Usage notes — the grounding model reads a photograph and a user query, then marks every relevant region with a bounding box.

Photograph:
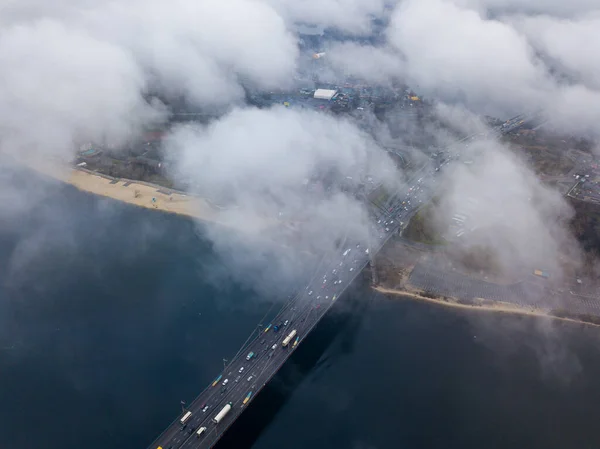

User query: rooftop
[314,89,337,101]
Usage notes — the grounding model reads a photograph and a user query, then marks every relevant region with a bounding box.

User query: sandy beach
[19,157,268,233]
[374,285,600,328]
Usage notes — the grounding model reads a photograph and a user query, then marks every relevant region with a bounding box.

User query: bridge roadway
[147,168,439,449]
[146,127,498,449]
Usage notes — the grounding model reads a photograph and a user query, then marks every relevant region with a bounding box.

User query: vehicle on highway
[239,367,244,373]
[212,402,232,424]
[284,320,289,326]
[211,374,222,387]
[246,351,255,360]
[282,329,297,347]
[202,405,209,412]
[196,427,207,437]
[271,344,277,350]
[264,324,272,333]
[223,378,229,386]
[247,375,254,382]
[243,391,253,405]
[180,411,192,425]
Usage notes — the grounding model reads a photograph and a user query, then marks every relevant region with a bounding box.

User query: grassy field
[367,185,392,210]
[403,201,447,245]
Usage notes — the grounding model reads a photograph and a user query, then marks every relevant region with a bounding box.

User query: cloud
[164,106,399,290]
[439,138,576,276]
[262,0,398,36]
[321,42,405,86]
[314,0,600,136]
[0,0,299,163]
[515,13,600,90]
[80,0,299,106]
[387,0,549,114]
[0,19,157,160]
[468,0,600,17]
[0,0,597,295]
[415,104,582,287]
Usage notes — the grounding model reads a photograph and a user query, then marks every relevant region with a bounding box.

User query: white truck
[282,330,297,347]
[180,411,192,425]
[212,402,232,424]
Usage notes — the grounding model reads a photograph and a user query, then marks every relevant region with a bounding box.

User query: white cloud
[262,0,398,35]
[164,106,399,286]
[0,19,156,159]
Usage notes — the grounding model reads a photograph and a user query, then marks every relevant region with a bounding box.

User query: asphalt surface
[409,262,600,315]
[409,263,538,305]
[146,128,498,449]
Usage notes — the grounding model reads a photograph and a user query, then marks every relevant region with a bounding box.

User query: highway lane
[150,248,342,449]
[147,214,417,449]
[147,137,460,449]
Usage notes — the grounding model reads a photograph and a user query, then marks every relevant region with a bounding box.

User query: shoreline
[16,157,275,234]
[374,285,600,328]
[25,159,218,220]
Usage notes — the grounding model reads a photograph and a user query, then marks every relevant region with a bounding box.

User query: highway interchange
[147,120,528,449]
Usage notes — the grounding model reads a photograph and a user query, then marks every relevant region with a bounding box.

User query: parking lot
[409,263,600,315]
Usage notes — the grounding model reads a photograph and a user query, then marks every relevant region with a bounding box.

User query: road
[146,125,507,449]
[146,159,445,449]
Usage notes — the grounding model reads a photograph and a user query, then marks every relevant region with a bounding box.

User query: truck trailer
[282,330,297,347]
[212,402,232,424]
[180,411,192,425]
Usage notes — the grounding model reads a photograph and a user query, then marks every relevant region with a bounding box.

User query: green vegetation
[368,185,392,211]
[506,132,575,176]
[455,244,502,274]
[569,199,600,267]
[403,199,447,245]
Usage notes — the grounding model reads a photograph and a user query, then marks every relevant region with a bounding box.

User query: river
[1,173,600,449]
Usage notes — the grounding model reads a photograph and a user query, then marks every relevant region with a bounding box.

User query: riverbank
[374,285,600,328]
[18,157,277,233]
[23,158,214,217]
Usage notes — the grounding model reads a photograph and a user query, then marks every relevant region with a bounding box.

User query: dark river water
[2,173,600,449]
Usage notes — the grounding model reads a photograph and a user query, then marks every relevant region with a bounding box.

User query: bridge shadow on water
[215,278,373,449]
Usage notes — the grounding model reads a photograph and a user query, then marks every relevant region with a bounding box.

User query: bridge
[146,121,517,449]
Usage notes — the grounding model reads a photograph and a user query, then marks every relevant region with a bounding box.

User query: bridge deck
[146,139,470,449]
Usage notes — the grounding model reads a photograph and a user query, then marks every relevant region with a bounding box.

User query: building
[313,89,337,101]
